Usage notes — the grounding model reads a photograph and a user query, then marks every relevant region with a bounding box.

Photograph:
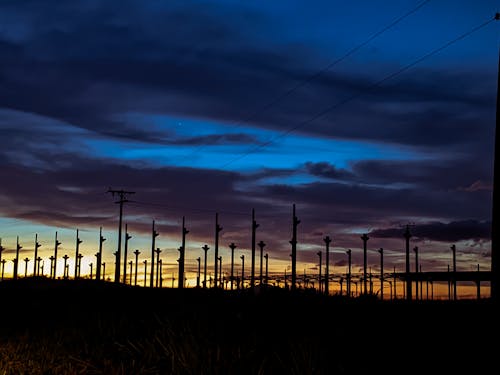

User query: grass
[0,277,497,374]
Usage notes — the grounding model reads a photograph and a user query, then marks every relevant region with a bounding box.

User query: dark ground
[0,277,497,374]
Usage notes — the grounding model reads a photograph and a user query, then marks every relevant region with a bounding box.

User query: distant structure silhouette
[317,250,322,293]
[323,236,331,295]
[0,239,4,279]
[13,236,21,280]
[96,227,106,281]
[264,253,269,284]
[62,254,69,279]
[155,247,162,288]
[143,259,147,287]
[196,256,201,288]
[240,254,245,289]
[404,225,412,300]
[258,240,266,285]
[451,244,457,300]
[178,216,189,289]
[414,246,419,300]
[23,257,29,277]
[52,232,61,279]
[361,234,369,294]
[346,249,352,297]
[1,259,5,280]
[378,248,384,300]
[133,249,140,286]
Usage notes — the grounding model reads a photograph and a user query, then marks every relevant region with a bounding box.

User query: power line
[180,0,432,160]
[220,14,499,169]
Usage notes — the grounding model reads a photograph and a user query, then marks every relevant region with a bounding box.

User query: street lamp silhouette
[24,257,29,277]
[62,254,69,279]
[34,234,42,277]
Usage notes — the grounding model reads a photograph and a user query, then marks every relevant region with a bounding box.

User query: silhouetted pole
[447,264,451,300]
[196,257,201,287]
[123,224,131,284]
[128,261,133,285]
[48,256,54,278]
[476,264,481,299]
[378,248,384,300]
[179,216,189,289]
[77,253,83,278]
[36,256,42,277]
[23,257,29,277]
[34,234,41,276]
[14,236,21,280]
[155,247,162,288]
[451,244,457,300]
[264,253,269,284]
[0,239,4,279]
[404,225,412,301]
[89,262,93,279]
[150,220,159,288]
[97,227,106,281]
[346,249,352,297]
[62,254,69,279]
[361,233,369,294]
[324,236,331,295]
[52,232,61,279]
[251,209,259,289]
[414,246,419,300]
[240,254,245,289]
[214,213,223,288]
[491,42,500,301]
[107,188,135,283]
[229,242,237,290]
[143,260,147,287]
[393,266,397,299]
[202,244,209,288]
[290,204,300,291]
[102,262,106,280]
[74,230,82,279]
[133,249,140,286]
[159,259,163,288]
[258,240,265,285]
[218,256,222,287]
[317,251,322,293]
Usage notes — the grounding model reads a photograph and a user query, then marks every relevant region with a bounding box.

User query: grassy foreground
[0,277,497,374]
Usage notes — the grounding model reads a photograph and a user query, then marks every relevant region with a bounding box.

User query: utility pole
[34,234,41,276]
[404,225,412,301]
[202,244,209,288]
[52,232,61,279]
[264,253,269,284]
[155,247,162,288]
[229,242,237,290]
[133,249,140,286]
[150,220,159,288]
[240,254,245,289]
[258,240,265,285]
[74,230,82,279]
[451,244,457,300]
[196,257,201,288]
[361,233,369,294]
[251,209,259,289]
[214,213,223,288]
[346,249,352,297]
[324,236,331,295]
[62,255,69,279]
[290,204,300,291]
[107,188,135,283]
[414,246,419,300]
[0,239,4,279]
[179,216,189,289]
[317,250,322,293]
[143,260,147,287]
[97,227,106,281]
[378,248,384,300]
[491,29,500,302]
[123,224,131,284]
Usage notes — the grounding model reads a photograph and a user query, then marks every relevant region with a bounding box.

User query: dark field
[0,278,497,374]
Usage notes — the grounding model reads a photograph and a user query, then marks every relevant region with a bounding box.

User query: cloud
[370,220,492,242]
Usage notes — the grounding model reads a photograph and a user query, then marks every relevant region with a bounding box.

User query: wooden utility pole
[240,254,245,289]
[451,244,457,300]
[414,246,419,300]
[196,257,201,288]
[150,221,159,288]
[346,249,352,297]
[324,236,331,295]
[14,236,21,280]
[202,244,209,288]
[97,227,106,281]
[251,209,259,288]
[317,250,322,293]
[74,230,82,279]
[133,249,140,286]
[52,232,61,279]
[258,240,265,285]
[62,254,69,279]
[34,234,41,276]
[264,253,269,284]
[290,204,300,291]
[404,225,412,301]
[361,233,369,294]
[378,248,384,300]
[123,224,131,284]
[214,213,222,288]
[178,216,189,289]
[107,188,135,283]
[229,243,237,290]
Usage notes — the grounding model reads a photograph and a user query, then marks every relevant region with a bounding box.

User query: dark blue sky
[0,0,498,284]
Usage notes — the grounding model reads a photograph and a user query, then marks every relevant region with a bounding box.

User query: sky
[0,0,498,297]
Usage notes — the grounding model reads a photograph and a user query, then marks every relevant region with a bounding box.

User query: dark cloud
[370,220,492,242]
[304,162,353,180]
